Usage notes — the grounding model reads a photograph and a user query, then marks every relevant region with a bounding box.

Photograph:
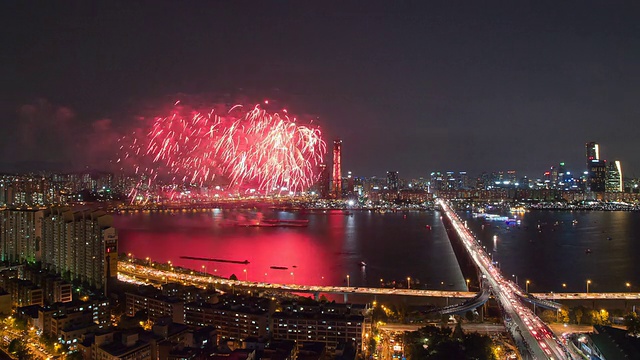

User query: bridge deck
[117,262,639,301]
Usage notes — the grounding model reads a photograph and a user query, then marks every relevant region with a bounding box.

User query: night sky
[3,1,640,178]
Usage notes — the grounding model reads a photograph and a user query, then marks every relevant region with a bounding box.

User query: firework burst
[120,101,326,200]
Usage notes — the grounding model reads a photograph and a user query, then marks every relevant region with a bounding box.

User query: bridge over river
[437,199,573,359]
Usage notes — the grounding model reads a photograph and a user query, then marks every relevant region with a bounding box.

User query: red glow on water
[120,227,331,286]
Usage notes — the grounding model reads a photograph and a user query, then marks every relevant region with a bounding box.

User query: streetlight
[347,274,350,287]
[562,283,567,290]
[526,280,530,293]
[146,257,150,266]
[290,272,295,283]
[587,280,591,294]
[407,277,411,289]
[626,282,631,290]
[466,279,470,291]
[243,269,248,281]
[512,274,518,286]
[202,265,206,275]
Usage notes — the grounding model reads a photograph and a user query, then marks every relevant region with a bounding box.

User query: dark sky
[2,1,640,179]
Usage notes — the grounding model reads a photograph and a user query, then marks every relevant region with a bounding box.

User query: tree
[574,308,583,325]
[541,310,556,323]
[452,321,464,340]
[8,339,32,359]
[40,334,56,353]
[463,333,496,360]
[13,317,28,331]
[229,274,238,281]
[558,308,570,323]
[624,313,640,335]
[367,336,376,355]
[592,309,610,325]
[430,341,465,360]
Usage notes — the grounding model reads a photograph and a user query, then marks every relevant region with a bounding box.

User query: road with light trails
[117,261,638,302]
[533,292,640,300]
[118,262,477,299]
[438,199,572,360]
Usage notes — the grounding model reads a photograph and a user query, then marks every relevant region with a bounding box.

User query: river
[114,208,640,293]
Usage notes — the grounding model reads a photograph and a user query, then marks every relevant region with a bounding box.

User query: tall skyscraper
[586,142,600,164]
[458,171,470,190]
[588,160,607,192]
[332,139,342,199]
[386,171,399,191]
[41,208,118,293]
[586,142,605,192]
[346,171,354,194]
[0,209,43,263]
[317,164,330,199]
[606,160,623,193]
[429,172,444,193]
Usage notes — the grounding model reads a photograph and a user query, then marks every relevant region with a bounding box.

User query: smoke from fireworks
[119,101,326,199]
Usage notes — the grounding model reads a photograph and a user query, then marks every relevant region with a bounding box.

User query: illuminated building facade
[586,142,600,164]
[316,164,330,199]
[0,209,43,263]
[386,171,399,191]
[588,160,607,192]
[606,160,623,193]
[332,139,342,199]
[41,208,118,293]
[586,142,606,192]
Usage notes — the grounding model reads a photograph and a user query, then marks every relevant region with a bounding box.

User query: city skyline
[2,2,640,178]
[3,3,640,359]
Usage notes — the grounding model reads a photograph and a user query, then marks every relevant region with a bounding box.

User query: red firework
[120,102,326,199]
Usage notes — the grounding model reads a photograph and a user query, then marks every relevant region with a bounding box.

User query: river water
[114,209,640,293]
[462,210,640,293]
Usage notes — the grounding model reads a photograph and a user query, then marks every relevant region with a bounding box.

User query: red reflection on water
[117,214,331,286]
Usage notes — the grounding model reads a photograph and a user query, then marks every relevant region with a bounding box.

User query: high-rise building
[445,171,457,190]
[606,160,623,193]
[332,139,342,199]
[0,209,44,263]
[429,172,444,193]
[588,160,607,192]
[386,171,399,191]
[316,164,330,198]
[586,142,606,192]
[586,142,600,164]
[41,208,118,293]
[458,171,471,190]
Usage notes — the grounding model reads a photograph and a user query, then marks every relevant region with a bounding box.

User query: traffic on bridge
[117,262,477,300]
[438,199,573,360]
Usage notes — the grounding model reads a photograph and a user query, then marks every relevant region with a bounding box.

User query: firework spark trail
[121,102,326,200]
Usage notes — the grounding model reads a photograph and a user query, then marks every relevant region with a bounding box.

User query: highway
[436,284,491,315]
[533,292,640,300]
[117,262,637,302]
[437,199,571,360]
[117,262,476,299]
